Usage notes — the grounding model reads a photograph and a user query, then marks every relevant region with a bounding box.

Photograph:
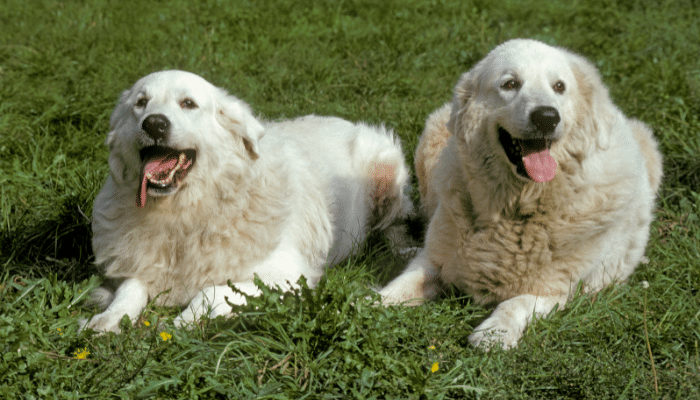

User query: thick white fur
[379,39,662,349]
[83,70,411,333]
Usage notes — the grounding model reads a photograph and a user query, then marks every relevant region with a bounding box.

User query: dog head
[449,39,612,183]
[106,70,264,208]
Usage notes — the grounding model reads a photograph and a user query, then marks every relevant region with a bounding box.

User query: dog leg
[378,248,442,305]
[173,284,252,327]
[80,278,149,334]
[468,293,566,350]
[174,243,318,327]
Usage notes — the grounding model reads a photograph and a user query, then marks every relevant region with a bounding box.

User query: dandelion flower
[73,347,90,360]
[428,345,436,350]
[143,321,151,327]
[160,331,172,341]
[431,362,439,373]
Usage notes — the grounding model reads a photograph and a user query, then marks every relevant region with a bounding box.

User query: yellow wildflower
[143,321,151,327]
[160,331,172,341]
[431,362,439,373]
[428,345,436,350]
[73,347,90,360]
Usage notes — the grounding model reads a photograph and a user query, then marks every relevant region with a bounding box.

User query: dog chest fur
[434,110,655,305]
[92,148,332,307]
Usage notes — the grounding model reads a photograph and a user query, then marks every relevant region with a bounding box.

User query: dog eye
[180,99,198,109]
[553,81,566,93]
[135,98,148,108]
[501,80,521,91]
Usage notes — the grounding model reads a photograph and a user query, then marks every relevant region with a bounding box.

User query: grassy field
[1,0,699,398]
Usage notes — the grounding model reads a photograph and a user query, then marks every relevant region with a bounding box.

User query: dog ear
[108,89,134,134]
[567,52,617,150]
[447,70,478,135]
[215,91,265,160]
[105,89,137,186]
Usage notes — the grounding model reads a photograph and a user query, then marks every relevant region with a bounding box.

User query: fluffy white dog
[83,70,412,333]
[379,39,662,349]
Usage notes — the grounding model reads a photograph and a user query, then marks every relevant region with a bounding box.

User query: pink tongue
[521,140,557,183]
[137,154,181,208]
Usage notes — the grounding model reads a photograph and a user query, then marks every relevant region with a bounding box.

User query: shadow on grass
[1,193,97,280]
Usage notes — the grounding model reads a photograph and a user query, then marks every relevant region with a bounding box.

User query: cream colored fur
[379,39,662,349]
[82,70,411,333]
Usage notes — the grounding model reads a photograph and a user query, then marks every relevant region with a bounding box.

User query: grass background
[1,0,699,398]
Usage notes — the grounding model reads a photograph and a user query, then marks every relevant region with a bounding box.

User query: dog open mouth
[137,146,196,208]
[498,127,557,183]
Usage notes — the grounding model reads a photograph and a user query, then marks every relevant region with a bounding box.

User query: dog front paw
[79,312,127,334]
[468,315,523,351]
[173,287,243,328]
[172,308,197,328]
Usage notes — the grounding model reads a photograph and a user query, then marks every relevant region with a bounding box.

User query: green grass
[1,0,699,398]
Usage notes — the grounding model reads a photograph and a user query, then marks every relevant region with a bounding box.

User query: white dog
[83,70,412,333]
[379,39,662,349]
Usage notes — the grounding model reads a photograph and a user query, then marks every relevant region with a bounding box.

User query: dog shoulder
[628,119,663,194]
[416,103,453,210]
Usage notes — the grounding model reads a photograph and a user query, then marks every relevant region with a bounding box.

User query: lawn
[1,0,699,398]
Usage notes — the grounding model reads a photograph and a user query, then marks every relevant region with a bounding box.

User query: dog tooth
[146,153,188,185]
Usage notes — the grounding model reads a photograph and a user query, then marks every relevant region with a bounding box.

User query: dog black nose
[142,114,170,142]
[530,106,560,134]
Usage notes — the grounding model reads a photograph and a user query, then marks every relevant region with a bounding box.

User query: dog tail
[351,124,413,231]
